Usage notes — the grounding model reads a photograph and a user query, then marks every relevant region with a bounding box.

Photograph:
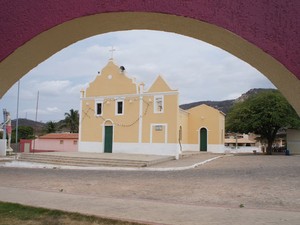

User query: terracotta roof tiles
[38,133,78,140]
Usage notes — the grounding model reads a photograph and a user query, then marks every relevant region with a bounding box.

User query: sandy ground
[0,154,299,212]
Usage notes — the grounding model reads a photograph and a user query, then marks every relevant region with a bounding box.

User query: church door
[200,128,207,151]
[104,126,113,153]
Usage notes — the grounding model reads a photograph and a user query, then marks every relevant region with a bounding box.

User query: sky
[0,30,275,123]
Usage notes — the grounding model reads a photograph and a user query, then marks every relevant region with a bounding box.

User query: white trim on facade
[79,142,180,158]
[115,99,124,116]
[95,99,104,116]
[150,123,168,144]
[79,141,103,153]
[154,95,164,114]
[138,96,143,143]
[113,142,179,157]
[80,91,178,102]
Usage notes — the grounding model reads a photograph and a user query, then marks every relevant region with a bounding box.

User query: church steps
[17,153,151,167]
[18,154,148,164]
[17,158,147,167]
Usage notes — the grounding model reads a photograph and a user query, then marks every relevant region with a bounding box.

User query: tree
[63,109,79,133]
[12,126,34,142]
[226,90,300,154]
[44,121,57,133]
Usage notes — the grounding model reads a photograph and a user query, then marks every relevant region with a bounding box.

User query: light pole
[16,80,20,152]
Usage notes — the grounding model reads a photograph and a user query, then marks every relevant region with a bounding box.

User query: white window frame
[150,123,168,143]
[154,95,164,113]
[95,100,103,116]
[115,99,124,116]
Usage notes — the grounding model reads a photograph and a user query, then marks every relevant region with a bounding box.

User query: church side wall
[219,113,225,145]
[178,109,189,145]
[188,105,224,145]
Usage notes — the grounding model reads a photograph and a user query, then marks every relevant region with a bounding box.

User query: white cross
[109,46,116,59]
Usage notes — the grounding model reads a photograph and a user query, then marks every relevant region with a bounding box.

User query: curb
[0,156,222,172]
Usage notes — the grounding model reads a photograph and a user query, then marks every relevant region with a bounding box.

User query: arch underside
[0,12,299,114]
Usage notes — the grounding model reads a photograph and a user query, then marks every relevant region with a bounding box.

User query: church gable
[147,75,175,93]
[86,60,138,97]
[187,104,224,118]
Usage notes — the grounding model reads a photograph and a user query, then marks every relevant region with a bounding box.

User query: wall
[187,104,224,145]
[0,139,6,156]
[80,61,180,156]
[1,1,300,115]
[287,129,300,155]
[81,60,140,143]
[224,146,261,154]
[34,139,77,152]
[19,138,78,152]
[178,109,189,145]
[142,94,178,144]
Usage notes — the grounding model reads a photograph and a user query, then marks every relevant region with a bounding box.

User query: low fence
[224,146,261,154]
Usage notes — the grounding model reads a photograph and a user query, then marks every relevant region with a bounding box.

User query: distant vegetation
[226,90,300,154]
[180,88,275,114]
[61,109,79,133]
[8,89,299,148]
[8,109,80,142]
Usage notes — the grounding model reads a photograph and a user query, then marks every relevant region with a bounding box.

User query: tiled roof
[38,133,78,140]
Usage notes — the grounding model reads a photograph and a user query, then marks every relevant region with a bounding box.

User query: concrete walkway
[0,186,299,225]
[0,152,223,171]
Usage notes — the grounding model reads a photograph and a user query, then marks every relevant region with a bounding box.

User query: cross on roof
[109,46,116,59]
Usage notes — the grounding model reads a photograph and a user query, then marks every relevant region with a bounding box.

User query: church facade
[79,60,225,158]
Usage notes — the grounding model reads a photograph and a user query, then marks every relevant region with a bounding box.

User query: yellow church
[79,59,225,158]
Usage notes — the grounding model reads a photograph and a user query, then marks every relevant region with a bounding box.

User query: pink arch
[0,0,299,80]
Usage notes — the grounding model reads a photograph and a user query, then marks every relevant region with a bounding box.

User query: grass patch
[0,201,145,225]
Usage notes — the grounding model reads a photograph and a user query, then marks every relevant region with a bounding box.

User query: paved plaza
[0,153,299,224]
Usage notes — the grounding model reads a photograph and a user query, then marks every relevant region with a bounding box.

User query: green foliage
[44,121,57,133]
[226,90,300,154]
[62,109,79,133]
[11,126,34,142]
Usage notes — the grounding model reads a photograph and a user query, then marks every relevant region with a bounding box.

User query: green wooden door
[200,128,207,151]
[104,126,113,153]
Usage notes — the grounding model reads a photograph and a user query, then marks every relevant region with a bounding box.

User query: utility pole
[32,91,39,153]
[15,80,20,152]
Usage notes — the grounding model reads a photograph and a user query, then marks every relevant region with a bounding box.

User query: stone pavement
[0,153,299,225]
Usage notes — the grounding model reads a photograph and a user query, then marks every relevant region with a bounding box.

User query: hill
[180,88,276,114]
[11,118,45,133]
[180,99,235,114]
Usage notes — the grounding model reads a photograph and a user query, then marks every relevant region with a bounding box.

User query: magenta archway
[0,0,300,113]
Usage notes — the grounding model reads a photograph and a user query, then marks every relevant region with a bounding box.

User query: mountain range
[179,88,275,114]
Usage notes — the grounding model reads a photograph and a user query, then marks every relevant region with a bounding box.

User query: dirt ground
[0,154,299,212]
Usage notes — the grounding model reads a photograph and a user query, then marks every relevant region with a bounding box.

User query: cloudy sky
[0,30,275,123]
